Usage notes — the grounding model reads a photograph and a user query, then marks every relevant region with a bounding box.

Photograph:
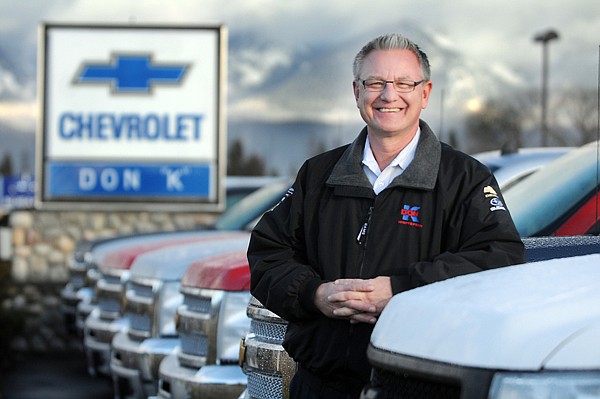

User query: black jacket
[247,121,525,384]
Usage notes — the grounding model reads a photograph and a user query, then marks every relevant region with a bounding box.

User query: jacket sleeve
[247,165,323,321]
[391,168,526,295]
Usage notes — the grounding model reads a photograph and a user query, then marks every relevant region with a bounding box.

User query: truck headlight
[489,372,600,398]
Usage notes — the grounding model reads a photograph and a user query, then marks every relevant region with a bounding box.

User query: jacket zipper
[356,205,373,277]
[346,205,374,372]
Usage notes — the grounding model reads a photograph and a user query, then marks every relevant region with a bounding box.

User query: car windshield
[503,141,600,237]
[213,179,291,231]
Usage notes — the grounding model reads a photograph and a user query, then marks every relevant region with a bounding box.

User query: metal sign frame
[36,23,227,212]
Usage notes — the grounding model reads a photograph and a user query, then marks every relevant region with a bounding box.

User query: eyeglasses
[361,79,425,93]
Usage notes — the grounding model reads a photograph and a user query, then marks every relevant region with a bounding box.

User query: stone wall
[0,209,216,362]
[8,209,215,283]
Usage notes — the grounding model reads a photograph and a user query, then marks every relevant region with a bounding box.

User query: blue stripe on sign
[45,162,212,198]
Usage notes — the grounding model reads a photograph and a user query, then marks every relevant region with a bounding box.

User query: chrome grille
[125,279,157,339]
[176,289,218,367]
[247,371,283,399]
[96,273,123,318]
[250,319,286,342]
[130,281,154,298]
[183,294,211,313]
[69,272,86,290]
[243,297,295,399]
[98,296,120,314]
[179,331,208,357]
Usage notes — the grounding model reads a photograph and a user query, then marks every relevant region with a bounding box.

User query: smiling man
[248,33,525,399]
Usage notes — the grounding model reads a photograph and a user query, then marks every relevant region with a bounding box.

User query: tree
[558,88,598,146]
[0,154,13,176]
[464,98,526,153]
[227,139,267,176]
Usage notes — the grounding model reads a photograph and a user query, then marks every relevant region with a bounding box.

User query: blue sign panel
[1,176,36,208]
[46,162,212,199]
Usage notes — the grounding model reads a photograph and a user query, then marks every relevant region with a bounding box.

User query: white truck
[240,236,600,399]
[362,249,600,399]
[110,233,250,398]
[156,248,253,399]
[84,230,243,377]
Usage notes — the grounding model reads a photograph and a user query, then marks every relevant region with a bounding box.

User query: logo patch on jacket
[483,186,506,212]
[270,187,294,211]
[398,204,423,228]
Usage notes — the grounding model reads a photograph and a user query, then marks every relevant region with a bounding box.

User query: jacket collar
[326,120,441,192]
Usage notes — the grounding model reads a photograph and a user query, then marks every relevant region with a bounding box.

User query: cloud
[1,0,598,130]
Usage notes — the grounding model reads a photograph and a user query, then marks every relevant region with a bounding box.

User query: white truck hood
[128,232,249,280]
[371,254,600,371]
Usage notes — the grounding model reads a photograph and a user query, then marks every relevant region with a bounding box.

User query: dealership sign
[37,23,227,210]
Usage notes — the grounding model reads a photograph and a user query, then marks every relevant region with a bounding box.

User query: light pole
[533,29,559,146]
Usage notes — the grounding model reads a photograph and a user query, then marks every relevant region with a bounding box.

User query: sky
[0,0,599,137]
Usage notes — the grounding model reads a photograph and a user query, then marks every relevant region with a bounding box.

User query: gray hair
[352,33,431,82]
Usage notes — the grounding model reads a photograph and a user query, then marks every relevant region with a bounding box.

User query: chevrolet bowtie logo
[75,54,189,93]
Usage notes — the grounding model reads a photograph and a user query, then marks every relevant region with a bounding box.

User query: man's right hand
[313,280,377,323]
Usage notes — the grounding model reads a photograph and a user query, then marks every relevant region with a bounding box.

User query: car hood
[181,249,250,291]
[98,230,235,272]
[371,254,600,371]
[129,232,249,280]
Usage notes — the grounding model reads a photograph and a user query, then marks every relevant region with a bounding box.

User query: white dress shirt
[362,128,421,195]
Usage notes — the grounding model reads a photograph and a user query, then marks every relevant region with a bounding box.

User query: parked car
[503,140,600,236]
[362,248,600,398]
[110,234,250,398]
[472,147,572,190]
[84,230,245,377]
[156,248,252,399]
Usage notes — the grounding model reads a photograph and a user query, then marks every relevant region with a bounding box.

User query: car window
[214,180,291,231]
[503,141,600,237]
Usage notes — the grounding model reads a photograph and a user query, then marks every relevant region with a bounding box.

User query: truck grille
[176,288,217,368]
[243,297,295,399]
[365,344,496,399]
[96,273,123,319]
[184,294,212,313]
[247,372,283,399]
[249,318,286,342]
[179,331,208,357]
[125,279,158,339]
[370,367,461,399]
[69,271,87,290]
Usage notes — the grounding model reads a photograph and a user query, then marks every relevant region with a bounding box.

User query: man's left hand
[327,276,392,324]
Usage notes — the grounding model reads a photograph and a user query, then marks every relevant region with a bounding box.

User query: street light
[533,29,559,146]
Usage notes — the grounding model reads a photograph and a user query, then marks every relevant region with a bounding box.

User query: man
[247,33,525,399]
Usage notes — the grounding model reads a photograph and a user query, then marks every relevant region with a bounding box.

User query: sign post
[37,23,227,211]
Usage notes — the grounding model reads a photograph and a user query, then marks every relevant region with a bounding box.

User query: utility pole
[534,29,559,146]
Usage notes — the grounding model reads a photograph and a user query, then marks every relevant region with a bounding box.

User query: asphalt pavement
[0,350,113,399]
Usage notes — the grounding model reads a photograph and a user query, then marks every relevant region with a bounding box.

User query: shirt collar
[362,127,421,174]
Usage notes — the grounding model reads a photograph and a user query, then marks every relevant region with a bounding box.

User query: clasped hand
[314,276,392,324]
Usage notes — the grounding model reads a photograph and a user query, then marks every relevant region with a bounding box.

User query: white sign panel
[37,24,226,210]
